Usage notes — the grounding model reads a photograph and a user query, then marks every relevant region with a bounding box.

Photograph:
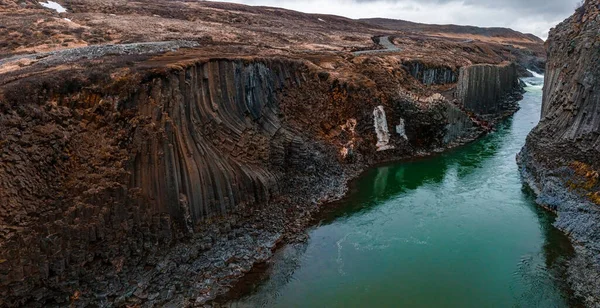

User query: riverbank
[88,94,525,307]
[518,148,600,307]
[224,80,582,307]
[517,1,600,306]
[1,47,528,306]
[197,91,524,306]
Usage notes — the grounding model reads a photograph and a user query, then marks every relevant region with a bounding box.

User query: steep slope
[518,0,600,305]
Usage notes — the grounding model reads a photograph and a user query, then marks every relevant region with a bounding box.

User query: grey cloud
[214,0,581,39]
[355,0,578,16]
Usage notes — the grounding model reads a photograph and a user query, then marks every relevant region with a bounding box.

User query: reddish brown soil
[1,0,544,71]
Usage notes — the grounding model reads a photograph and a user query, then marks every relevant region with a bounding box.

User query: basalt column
[456,62,520,114]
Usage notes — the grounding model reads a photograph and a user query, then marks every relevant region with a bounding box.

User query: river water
[229,76,581,307]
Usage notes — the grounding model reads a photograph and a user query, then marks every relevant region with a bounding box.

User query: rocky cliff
[0,0,533,305]
[0,50,524,306]
[456,62,521,115]
[404,61,457,85]
[518,0,600,305]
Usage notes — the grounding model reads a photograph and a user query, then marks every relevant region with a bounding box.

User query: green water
[231,79,579,307]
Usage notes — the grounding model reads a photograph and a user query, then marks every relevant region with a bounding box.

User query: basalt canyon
[0,0,596,307]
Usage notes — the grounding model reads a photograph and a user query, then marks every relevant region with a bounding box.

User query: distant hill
[360,18,544,44]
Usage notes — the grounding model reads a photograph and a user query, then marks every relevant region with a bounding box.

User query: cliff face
[404,61,457,85]
[518,0,600,304]
[0,58,327,305]
[0,0,543,304]
[456,63,521,114]
[0,49,523,305]
[128,60,300,225]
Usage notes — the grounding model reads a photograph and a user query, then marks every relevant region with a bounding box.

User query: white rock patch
[373,106,394,151]
[396,118,408,140]
[39,1,67,13]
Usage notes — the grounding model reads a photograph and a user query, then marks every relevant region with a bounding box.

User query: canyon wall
[404,61,457,85]
[456,62,521,114]
[443,102,476,144]
[0,59,325,305]
[0,56,523,306]
[518,0,600,305]
[128,60,299,225]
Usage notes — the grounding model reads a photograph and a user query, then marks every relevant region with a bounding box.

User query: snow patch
[63,18,72,22]
[318,18,325,22]
[39,1,67,13]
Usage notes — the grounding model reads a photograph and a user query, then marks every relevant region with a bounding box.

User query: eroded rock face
[404,61,457,85]
[396,118,408,141]
[129,60,294,223]
[456,62,521,114]
[0,52,524,306]
[373,105,393,151]
[444,102,476,144]
[518,0,600,305]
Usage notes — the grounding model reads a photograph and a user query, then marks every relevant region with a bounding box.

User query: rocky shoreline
[517,0,600,306]
[1,46,529,306]
[4,87,523,308]
[517,148,600,307]
[0,45,528,306]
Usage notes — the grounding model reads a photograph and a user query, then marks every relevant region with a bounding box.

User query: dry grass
[569,161,600,205]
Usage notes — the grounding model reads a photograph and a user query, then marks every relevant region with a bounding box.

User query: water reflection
[223,242,311,308]
[520,187,583,307]
[320,118,512,225]
[372,166,390,197]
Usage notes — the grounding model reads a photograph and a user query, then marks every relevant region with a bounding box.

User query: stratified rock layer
[518,0,600,305]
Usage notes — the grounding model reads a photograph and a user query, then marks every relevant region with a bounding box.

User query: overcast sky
[210,0,581,40]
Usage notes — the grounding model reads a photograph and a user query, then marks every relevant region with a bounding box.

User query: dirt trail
[352,36,401,55]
